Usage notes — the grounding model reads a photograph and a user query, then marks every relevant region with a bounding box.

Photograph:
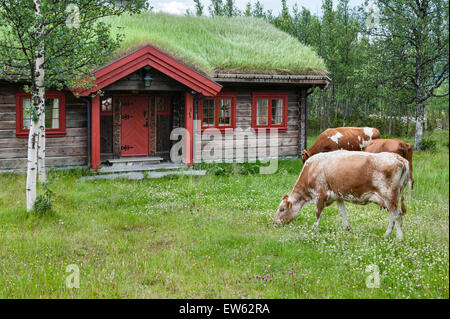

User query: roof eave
[213,73,332,89]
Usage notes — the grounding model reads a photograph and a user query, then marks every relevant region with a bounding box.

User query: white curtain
[52,99,59,128]
[23,99,32,128]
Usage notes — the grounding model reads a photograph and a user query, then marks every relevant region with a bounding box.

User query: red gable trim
[76,45,222,97]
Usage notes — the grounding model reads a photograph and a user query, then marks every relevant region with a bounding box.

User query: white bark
[414,102,424,150]
[26,0,45,211]
[26,120,39,211]
[37,87,46,182]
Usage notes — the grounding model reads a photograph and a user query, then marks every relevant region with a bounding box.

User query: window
[252,92,288,131]
[199,93,236,130]
[16,91,66,138]
[101,97,113,116]
[156,96,171,115]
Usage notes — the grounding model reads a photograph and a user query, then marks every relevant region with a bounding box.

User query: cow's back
[302,151,408,201]
[309,127,380,155]
[365,139,410,159]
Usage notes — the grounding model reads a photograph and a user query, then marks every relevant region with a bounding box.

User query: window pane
[218,98,231,126]
[45,98,59,129]
[202,99,215,126]
[256,99,268,125]
[21,96,61,130]
[101,97,112,112]
[271,99,283,125]
[23,98,32,129]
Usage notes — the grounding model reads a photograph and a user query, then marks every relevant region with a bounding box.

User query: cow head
[273,194,295,224]
[301,150,310,164]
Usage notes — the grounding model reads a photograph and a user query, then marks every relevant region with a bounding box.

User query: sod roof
[104,12,327,77]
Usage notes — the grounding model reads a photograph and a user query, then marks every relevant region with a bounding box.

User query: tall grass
[0,130,447,298]
[102,12,327,76]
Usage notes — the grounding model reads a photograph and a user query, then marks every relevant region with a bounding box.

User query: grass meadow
[0,130,448,298]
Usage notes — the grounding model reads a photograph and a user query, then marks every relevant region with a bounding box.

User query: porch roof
[76,45,223,97]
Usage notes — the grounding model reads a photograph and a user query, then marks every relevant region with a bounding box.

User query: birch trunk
[26,0,45,211]
[413,57,425,151]
[26,119,39,211]
[37,98,46,182]
[414,101,425,150]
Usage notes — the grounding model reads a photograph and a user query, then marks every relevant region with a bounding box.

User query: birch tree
[0,0,146,211]
[371,0,449,149]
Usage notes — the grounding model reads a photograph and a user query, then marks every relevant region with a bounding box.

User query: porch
[80,46,222,170]
[90,91,194,170]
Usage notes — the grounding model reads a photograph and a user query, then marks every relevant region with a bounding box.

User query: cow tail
[406,145,414,191]
[398,162,409,215]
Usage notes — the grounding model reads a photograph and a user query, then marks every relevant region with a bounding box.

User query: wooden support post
[184,91,194,166]
[299,89,307,155]
[91,95,101,170]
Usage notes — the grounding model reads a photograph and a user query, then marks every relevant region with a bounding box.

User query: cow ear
[283,194,292,208]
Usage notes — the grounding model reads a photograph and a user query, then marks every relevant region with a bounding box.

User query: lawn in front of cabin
[0,130,448,298]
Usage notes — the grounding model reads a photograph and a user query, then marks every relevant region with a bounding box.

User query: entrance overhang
[76,45,222,97]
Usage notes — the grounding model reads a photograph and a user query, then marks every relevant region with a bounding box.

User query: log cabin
[0,13,331,172]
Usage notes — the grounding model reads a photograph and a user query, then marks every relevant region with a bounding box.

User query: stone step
[104,156,164,167]
[80,169,207,181]
[96,162,183,174]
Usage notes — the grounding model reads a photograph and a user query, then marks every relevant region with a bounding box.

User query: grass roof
[104,12,327,77]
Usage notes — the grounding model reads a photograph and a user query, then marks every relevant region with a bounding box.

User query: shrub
[211,166,228,176]
[420,137,437,151]
[34,183,54,216]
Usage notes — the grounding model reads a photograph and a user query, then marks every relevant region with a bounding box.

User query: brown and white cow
[364,139,414,197]
[274,150,409,240]
[301,127,381,163]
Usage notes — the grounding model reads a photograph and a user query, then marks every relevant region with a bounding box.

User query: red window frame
[156,95,171,115]
[16,91,66,138]
[252,92,288,131]
[198,93,236,131]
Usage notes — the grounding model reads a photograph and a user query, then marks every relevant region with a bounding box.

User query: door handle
[144,119,149,127]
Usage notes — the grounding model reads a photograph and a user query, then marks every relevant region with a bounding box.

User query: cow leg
[337,200,351,230]
[394,211,404,241]
[383,212,395,238]
[401,194,407,216]
[313,197,325,229]
[408,178,414,200]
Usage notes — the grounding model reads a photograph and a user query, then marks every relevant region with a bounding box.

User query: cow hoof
[345,225,351,231]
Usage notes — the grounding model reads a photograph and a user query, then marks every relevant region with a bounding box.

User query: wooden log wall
[0,82,88,171]
[193,89,301,163]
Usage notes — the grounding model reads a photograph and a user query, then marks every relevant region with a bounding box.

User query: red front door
[120,96,149,156]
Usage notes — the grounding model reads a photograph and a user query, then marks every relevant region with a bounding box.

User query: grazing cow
[301,127,381,163]
[274,150,409,240]
[364,139,414,197]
